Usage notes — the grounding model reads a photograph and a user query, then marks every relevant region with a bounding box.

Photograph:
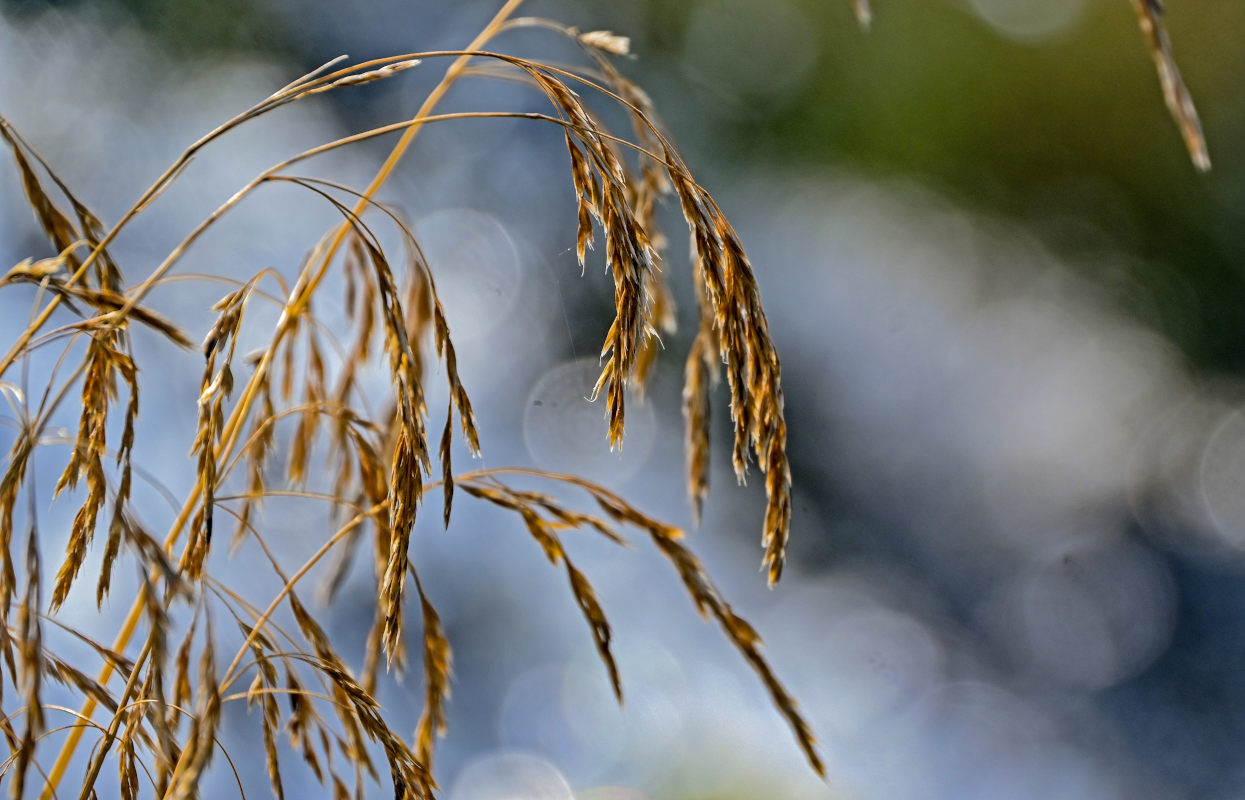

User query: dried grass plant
[0,2,818,798]
[0,2,1210,798]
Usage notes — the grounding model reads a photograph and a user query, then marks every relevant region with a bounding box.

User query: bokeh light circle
[448,751,574,800]
[1004,533,1176,689]
[414,208,520,340]
[966,0,1087,43]
[523,357,656,483]
[1199,404,1245,550]
[818,608,945,737]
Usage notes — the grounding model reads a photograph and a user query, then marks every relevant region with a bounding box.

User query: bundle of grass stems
[0,0,1207,797]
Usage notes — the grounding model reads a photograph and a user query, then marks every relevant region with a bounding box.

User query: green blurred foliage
[2,0,292,56]
[627,0,1245,370]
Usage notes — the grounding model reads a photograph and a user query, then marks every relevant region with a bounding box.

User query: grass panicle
[1,2,1206,797]
[1,9,818,781]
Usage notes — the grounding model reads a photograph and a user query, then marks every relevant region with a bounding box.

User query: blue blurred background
[2,0,1245,798]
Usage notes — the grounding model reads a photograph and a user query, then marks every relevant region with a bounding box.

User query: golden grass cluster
[0,2,1212,798]
[0,3,821,798]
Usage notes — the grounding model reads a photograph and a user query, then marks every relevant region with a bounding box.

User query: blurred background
[2,0,1244,798]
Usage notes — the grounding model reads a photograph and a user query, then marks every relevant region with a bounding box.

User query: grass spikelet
[0,118,126,290]
[287,329,329,488]
[439,402,456,530]
[11,529,44,800]
[282,668,328,786]
[97,350,139,605]
[0,264,192,344]
[400,238,435,388]
[232,383,276,551]
[187,282,256,578]
[0,431,33,637]
[594,182,658,449]
[0,121,83,276]
[118,738,139,800]
[166,621,221,800]
[1130,0,1210,171]
[138,576,179,796]
[565,133,598,267]
[381,427,420,664]
[564,558,622,700]
[683,330,713,524]
[432,293,481,528]
[433,298,480,458]
[296,58,422,98]
[411,569,451,771]
[235,617,284,800]
[172,610,198,722]
[49,337,116,610]
[577,30,631,56]
[630,262,676,396]
[43,653,119,714]
[646,517,823,776]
